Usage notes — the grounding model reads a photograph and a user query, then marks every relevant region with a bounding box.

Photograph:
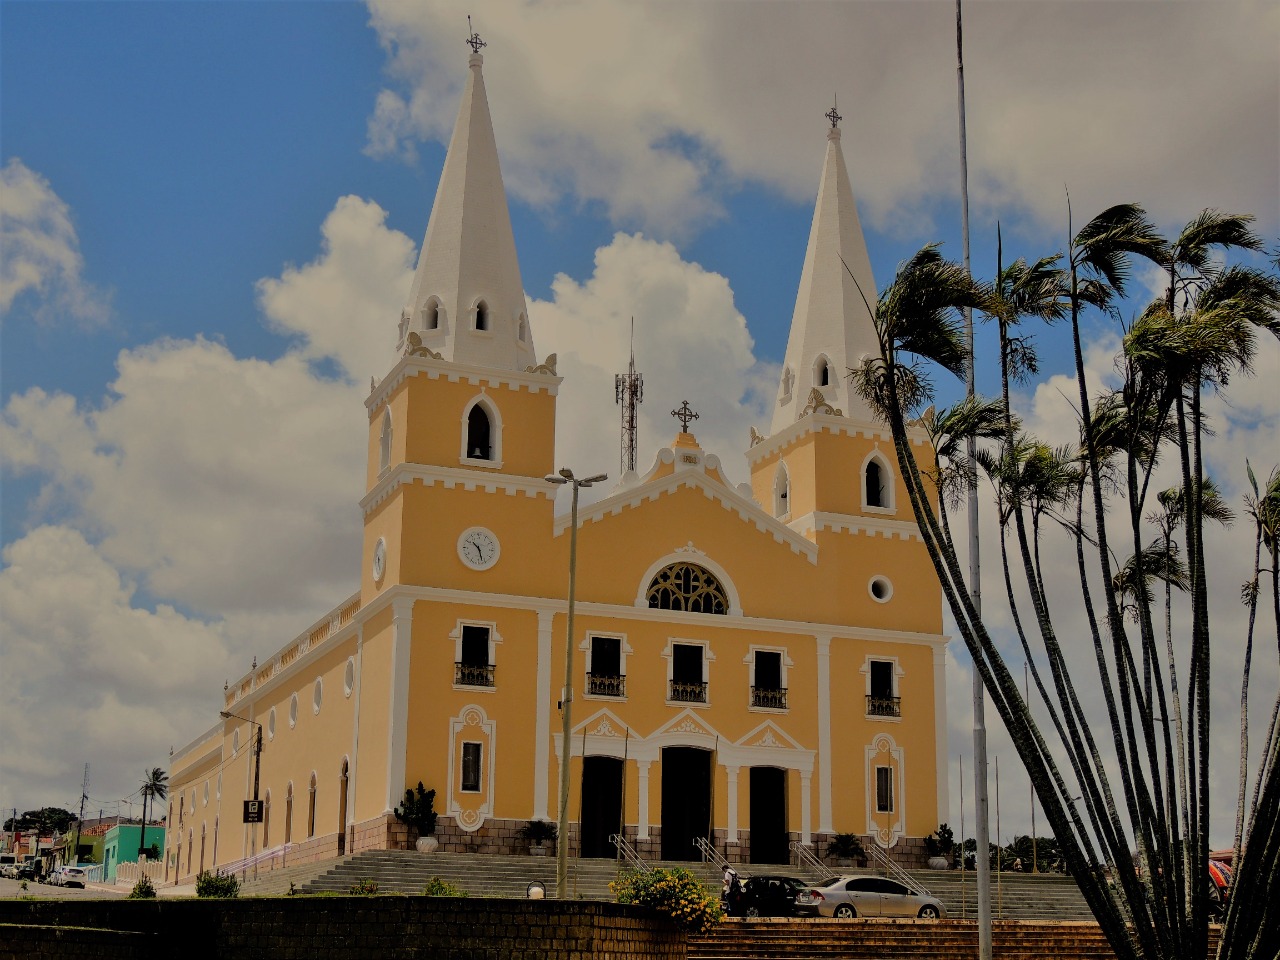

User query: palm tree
[139,767,168,861]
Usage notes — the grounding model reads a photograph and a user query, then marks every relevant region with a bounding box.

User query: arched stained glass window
[646,562,728,615]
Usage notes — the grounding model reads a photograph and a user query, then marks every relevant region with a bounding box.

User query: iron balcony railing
[455,662,495,687]
[669,679,708,703]
[751,686,788,709]
[866,694,901,717]
[587,673,626,697]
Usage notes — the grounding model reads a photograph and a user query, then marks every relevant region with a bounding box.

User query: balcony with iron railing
[455,662,495,687]
[866,694,901,718]
[669,679,708,704]
[751,686,788,710]
[587,673,626,697]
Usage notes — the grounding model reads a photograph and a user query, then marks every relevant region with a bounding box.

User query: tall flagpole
[956,3,993,958]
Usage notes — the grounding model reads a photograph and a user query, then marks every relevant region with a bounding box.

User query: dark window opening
[457,625,494,687]
[876,766,894,813]
[865,461,885,507]
[467,405,492,460]
[867,660,900,717]
[588,636,625,696]
[817,359,830,387]
[646,562,728,615]
[462,742,482,792]
[426,301,439,329]
[751,650,787,709]
[670,644,707,703]
[475,302,488,331]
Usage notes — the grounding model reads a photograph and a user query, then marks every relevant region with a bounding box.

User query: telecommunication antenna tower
[615,318,644,474]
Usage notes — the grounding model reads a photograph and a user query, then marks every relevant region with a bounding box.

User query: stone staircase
[901,869,1094,921]
[294,850,722,900]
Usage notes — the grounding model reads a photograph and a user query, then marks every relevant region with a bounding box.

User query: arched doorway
[338,759,349,855]
[661,747,711,861]
[749,767,789,864]
[580,756,623,858]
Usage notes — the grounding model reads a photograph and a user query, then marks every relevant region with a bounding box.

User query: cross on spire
[826,95,841,129]
[671,400,699,432]
[466,16,487,53]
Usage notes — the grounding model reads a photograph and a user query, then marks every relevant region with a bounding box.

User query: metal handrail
[220,842,293,880]
[867,840,930,896]
[693,836,730,873]
[609,833,648,873]
[789,840,828,879]
[866,695,902,717]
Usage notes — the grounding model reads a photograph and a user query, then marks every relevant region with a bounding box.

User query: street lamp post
[544,467,607,899]
[220,710,263,877]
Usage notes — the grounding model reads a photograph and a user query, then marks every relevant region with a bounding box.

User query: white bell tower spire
[399,30,536,372]
[770,101,878,433]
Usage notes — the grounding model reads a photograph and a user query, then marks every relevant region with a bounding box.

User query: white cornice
[367,354,561,414]
[790,511,923,543]
[361,463,554,515]
[553,468,818,563]
[170,723,223,771]
[747,412,927,465]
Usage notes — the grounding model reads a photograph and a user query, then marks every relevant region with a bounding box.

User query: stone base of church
[282,830,344,867]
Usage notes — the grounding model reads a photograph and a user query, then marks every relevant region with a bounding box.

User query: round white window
[344,658,355,698]
[232,729,240,753]
[202,783,209,806]
[313,677,323,714]
[289,693,299,728]
[217,774,222,800]
[869,576,894,603]
[268,708,276,740]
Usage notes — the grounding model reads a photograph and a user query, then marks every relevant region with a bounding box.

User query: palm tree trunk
[1234,527,1262,870]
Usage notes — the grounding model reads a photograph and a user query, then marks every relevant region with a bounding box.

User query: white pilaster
[934,645,949,824]
[534,608,554,821]
[725,765,740,843]
[801,771,813,845]
[636,760,652,840]
[386,597,414,811]
[350,625,364,825]
[816,634,834,833]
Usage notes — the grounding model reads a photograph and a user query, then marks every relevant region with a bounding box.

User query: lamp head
[543,475,567,485]
[558,467,575,480]
[583,473,608,485]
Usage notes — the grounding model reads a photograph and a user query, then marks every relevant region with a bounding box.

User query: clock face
[457,526,500,570]
[372,538,387,582]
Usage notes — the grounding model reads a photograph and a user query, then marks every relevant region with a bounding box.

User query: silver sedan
[795,875,947,919]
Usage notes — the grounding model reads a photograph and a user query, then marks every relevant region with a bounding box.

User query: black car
[738,874,810,917]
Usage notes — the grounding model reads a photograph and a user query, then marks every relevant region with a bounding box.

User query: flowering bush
[610,867,723,934]
[422,876,467,897]
[349,878,379,896]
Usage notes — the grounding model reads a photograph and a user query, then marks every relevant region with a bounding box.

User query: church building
[164,41,948,883]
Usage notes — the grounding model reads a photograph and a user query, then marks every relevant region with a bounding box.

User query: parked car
[60,866,87,889]
[738,874,811,917]
[45,866,65,886]
[795,875,948,919]
[16,859,41,881]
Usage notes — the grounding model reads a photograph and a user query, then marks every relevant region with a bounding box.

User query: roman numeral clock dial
[457,527,500,571]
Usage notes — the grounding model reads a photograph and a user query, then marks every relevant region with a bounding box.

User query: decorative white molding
[365,354,561,415]
[789,511,922,542]
[816,635,833,834]
[747,413,929,466]
[534,609,553,821]
[636,760,651,840]
[448,704,496,832]
[635,550,744,617]
[361,463,552,516]
[725,765,740,843]
[934,645,949,826]
[386,597,414,811]
[865,733,905,848]
[800,771,813,845]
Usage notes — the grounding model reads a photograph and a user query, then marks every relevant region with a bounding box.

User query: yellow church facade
[163,46,948,884]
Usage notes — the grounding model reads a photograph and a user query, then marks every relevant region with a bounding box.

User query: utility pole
[73,763,89,864]
[955,3,992,957]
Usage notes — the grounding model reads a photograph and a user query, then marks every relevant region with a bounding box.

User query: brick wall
[0,898,685,960]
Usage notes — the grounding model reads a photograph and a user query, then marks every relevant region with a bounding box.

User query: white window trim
[470,297,493,335]
[450,620,503,693]
[421,296,446,333]
[634,549,743,617]
[460,740,484,793]
[778,366,795,407]
[661,637,715,709]
[773,461,791,521]
[812,353,836,392]
[861,448,896,514]
[267,707,276,740]
[874,764,895,813]
[868,575,894,604]
[312,677,323,715]
[580,632,633,701]
[864,733,906,846]
[344,656,356,698]
[743,644,793,713]
[289,693,299,728]
[459,393,503,469]
[861,655,905,723]
[379,408,393,477]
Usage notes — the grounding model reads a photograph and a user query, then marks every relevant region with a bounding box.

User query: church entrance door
[661,747,711,861]
[749,766,789,864]
[580,756,623,858]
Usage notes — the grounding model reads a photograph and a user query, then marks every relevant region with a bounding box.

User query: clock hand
[472,542,483,561]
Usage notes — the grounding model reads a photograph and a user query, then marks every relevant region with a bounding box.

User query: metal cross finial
[466,15,486,53]
[671,400,700,432]
[826,95,842,129]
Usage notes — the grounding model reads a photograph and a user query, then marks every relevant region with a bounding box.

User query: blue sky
[3,1,1278,845]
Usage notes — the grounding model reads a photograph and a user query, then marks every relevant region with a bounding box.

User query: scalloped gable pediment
[572,708,633,740]
[653,709,722,743]
[737,719,806,752]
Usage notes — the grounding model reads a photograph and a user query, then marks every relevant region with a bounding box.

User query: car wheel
[918,905,940,919]
[834,904,856,918]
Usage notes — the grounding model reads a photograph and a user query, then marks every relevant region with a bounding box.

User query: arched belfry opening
[467,405,492,460]
[815,356,831,388]
[865,458,887,508]
[773,462,790,518]
[474,300,489,331]
[379,408,392,473]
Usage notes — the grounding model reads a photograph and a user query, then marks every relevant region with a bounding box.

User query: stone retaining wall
[0,896,683,960]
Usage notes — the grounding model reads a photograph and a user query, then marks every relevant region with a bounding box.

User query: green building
[102,823,165,883]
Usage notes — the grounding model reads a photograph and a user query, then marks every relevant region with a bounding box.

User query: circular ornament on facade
[457,526,500,570]
[289,693,299,728]
[344,657,355,697]
[313,677,323,714]
[268,708,276,740]
[372,537,387,583]
[869,576,893,603]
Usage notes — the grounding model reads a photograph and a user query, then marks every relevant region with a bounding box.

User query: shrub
[924,823,955,858]
[519,820,558,845]
[422,876,467,897]
[349,878,379,896]
[610,867,723,934]
[394,781,438,837]
[128,874,156,899]
[195,870,240,898]
[828,833,866,860]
